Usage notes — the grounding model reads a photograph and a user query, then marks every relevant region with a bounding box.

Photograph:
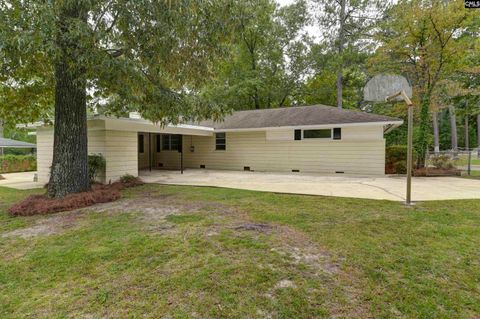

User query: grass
[1,184,480,318]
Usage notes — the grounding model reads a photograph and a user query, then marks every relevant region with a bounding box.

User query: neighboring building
[0,137,36,156]
[32,105,402,183]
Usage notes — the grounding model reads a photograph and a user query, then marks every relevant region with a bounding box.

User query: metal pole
[149,133,152,172]
[406,104,413,204]
[386,90,414,205]
[180,137,184,175]
[468,149,471,176]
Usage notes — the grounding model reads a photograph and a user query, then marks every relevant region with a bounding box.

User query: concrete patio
[1,170,479,202]
[140,169,480,202]
[0,172,43,190]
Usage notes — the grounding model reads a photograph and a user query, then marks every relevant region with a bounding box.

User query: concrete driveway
[0,172,43,190]
[140,169,480,202]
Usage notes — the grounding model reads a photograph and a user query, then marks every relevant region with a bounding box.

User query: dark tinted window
[170,135,180,151]
[216,132,226,150]
[156,134,161,152]
[138,134,144,153]
[294,129,302,140]
[162,134,170,150]
[333,128,341,140]
[303,129,331,139]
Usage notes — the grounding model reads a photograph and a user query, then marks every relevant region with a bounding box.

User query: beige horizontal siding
[105,130,138,182]
[36,128,137,184]
[184,127,386,175]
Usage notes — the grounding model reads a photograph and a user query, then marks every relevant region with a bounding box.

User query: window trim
[295,128,342,140]
[215,132,226,151]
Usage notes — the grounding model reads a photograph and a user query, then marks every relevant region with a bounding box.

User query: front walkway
[140,169,480,202]
[0,171,43,190]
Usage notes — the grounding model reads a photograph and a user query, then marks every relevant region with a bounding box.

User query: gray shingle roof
[0,137,36,148]
[198,105,402,130]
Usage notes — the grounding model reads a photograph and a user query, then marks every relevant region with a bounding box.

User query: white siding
[266,129,294,141]
[36,128,137,184]
[105,130,138,182]
[184,125,386,175]
[36,127,55,184]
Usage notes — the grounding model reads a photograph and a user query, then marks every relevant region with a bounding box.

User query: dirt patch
[2,210,85,239]
[8,179,143,216]
[232,223,273,232]
[274,279,297,289]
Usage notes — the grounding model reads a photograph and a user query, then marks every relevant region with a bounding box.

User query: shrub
[119,174,144,187]
[88,154,106,183]
[0,154,37,173]
[385,145,416,174]
[429,154,455,170]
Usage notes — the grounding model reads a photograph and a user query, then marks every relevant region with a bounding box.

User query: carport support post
[387,90,414,205]
[406,103,413,204]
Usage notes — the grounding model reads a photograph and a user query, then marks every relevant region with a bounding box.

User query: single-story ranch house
[33,105,402,183]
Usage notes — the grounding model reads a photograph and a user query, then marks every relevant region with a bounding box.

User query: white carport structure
[32,116,213,184]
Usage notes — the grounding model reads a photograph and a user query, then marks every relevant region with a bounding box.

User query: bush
[88,154,106,183]
[429,154,455,170]
[385,145,416,174]
[119,174,144,187]
[0,154,37,173]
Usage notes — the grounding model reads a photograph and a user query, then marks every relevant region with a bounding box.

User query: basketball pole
[386,90,414,205]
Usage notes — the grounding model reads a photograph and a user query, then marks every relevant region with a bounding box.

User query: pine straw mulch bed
[8,178,144,216]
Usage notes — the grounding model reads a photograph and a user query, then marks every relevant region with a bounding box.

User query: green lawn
[1,185,480,318]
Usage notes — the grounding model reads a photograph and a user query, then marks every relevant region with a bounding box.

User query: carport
[0,137,36,155]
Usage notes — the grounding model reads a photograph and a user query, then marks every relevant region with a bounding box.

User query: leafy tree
[370,0,472,167]
[312,0,389,109]
[204,0,311,110]
[304,46,367,109]
[0,0,232,197]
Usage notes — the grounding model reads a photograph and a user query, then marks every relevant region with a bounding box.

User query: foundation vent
[244,166,251,171]
[292,169,300,173]
[335,171,344,174]
[200,164,206,169]
[158,163,163,167]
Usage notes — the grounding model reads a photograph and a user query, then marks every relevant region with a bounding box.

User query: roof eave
[214,120,404,132]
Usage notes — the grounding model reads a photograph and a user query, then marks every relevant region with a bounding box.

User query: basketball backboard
[364,74,412,102]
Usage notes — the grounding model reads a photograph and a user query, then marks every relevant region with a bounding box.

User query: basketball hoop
[364,74,414,205]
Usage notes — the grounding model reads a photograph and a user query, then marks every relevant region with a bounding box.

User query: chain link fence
[425,148,480,177]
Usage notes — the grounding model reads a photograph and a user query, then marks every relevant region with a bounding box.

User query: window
[156,134,161,152]
[294,129,302,140]
[215,132,226,150]
[138,134,144,153]
[161,134,181,151]
[303,129,331,139]
[170,135,180,151]
[333,128,341,140]
[162,134,170,150]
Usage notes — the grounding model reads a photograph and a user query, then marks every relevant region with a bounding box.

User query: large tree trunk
[448,105,458,154]
[432,111,440,153]
[48,2,90,198]
[336,0,345,109]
